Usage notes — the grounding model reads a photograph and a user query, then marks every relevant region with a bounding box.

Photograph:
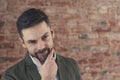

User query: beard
[32,47,51,64]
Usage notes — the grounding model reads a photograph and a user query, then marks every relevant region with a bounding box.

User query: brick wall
[0,0,120,79]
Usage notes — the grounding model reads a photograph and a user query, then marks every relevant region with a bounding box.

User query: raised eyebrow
[26,32,49,42]
[42,32,49,37]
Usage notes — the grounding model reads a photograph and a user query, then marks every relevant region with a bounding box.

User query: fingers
[47,48,55,60]
[44,48,55,64]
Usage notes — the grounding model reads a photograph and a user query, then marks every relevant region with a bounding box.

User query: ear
[19,36,27,48]
[50,29,55,39]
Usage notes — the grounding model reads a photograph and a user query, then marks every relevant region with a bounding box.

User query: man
[3,8,81,80]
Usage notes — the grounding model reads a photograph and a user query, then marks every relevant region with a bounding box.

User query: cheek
[25,44,37,53]
[46,38,54,47]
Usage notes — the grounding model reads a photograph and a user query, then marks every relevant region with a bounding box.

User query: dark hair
[16,8,50,37]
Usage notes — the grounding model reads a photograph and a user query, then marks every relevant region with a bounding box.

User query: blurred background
[0,0,120,80]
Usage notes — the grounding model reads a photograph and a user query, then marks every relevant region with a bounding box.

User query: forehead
[22,21,50,40]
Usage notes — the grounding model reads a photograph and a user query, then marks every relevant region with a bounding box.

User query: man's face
[20,21,54,64]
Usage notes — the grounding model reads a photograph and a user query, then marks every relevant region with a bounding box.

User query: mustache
[35,47,50,54]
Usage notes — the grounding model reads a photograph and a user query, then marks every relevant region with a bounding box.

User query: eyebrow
[42,32,49,37]
[26,32,49,43]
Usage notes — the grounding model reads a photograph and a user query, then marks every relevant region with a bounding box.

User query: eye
[42,35,49,41]
[28,40,37,44]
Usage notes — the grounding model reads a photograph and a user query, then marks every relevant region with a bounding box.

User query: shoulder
[57,54,82,79]
[57,54,77,64]
[3,59,25,79]
[56,54,79,70]
[4,53,31,76]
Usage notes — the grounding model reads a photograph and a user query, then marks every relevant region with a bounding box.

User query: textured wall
[0,0,120,80]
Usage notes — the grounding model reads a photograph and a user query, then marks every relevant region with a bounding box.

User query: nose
[37,40,45,50]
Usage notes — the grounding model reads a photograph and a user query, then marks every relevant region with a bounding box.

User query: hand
[33,49,58,80]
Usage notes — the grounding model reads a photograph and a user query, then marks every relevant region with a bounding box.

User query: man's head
[17,8,50,37]
[16,8,55,64]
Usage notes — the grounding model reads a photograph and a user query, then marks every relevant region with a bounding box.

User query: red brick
[6,48,23,57]
[90,71,98,77]
[109,21,117,26]
[7,57,21,62]
[92,52,110,58]
[0,35,5,41]
[0,0,7,11]
[89,58,103,64]
[0,42,14,49]
[0,29,4,34]
[93,27,111,32]
[8,27,18,33]
[0,49,7,56]
[6,34,18,41]
[28,0,51,6]
[7,0,20,13]
[78,59,88,64]
[102,38,110,45]
[18,0,27,5]
[51,1,72,7]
